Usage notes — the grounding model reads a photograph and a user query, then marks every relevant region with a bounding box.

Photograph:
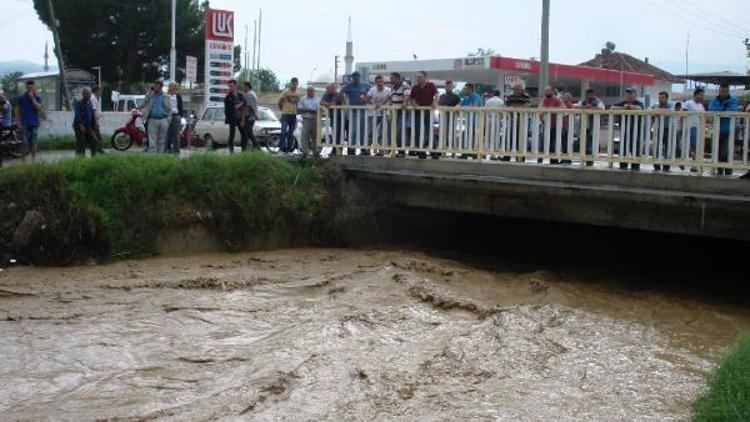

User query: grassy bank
[36,136,78,152]
[0,153,334,265]
[693,333,750,421]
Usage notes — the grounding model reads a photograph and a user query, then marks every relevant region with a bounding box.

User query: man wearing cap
[611,87,645,170]
[342,71,370,154]
[139,80,171,153]
[708,83,740,175]
[574,88,606,166]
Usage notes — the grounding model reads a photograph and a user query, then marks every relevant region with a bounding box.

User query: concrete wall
[332,156,750,242]
[37,111,132,138]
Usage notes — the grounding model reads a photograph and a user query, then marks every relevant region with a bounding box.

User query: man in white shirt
[485,90,504,107]
[366,75,392,150]
[297,86,321,156]
[682,88,705,159]
[90,86,105,153]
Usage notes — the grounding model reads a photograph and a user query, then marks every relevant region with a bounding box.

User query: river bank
[1,247,748,420]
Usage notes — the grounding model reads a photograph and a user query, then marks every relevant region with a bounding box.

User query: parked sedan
[194,106,300,149]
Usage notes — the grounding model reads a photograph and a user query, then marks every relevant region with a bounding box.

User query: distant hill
[0,61,57,77]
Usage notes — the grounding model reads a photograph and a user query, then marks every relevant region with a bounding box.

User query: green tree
[32,0,206,92]
[237,68,281,93]
[602,41,616,55]
[233,45,242,73]
[1,71,24,106]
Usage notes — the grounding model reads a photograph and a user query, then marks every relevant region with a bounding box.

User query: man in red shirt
[409,71,438,156]
[539,85,568,163]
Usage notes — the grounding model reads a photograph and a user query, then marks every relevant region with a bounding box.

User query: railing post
[477,108,486,161]
[316,105,322,156]
[579,110,589,168]
[697,114,706,175]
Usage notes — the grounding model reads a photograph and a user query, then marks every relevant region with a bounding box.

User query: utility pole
[256,9,262,70]
[539,0,550,97]
[170,0,176,81]
[244,24,249,81]
[252,19,257,71]
[46,0,71,110]
[685,33,690,90]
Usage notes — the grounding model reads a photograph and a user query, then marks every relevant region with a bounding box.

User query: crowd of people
[269,69,748,175]
[1,71,748,177]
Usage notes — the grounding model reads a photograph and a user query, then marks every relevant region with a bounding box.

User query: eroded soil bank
[1,248,749,420]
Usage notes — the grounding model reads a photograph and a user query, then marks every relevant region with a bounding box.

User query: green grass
[36,136,79,152]
[0,153,335,265]
[693,333,750,421]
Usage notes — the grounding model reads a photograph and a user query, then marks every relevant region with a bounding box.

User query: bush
[0,153,335,265]
[693,333,750,421]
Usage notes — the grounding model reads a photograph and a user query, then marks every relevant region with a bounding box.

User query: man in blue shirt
[342,71,370,154]
[15,80,43,161]
[139,80,171,153]
[72,88,100,157]
[708,83,740,175]
[460,83,482,106]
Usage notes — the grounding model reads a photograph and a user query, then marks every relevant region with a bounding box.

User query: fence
[317,106,750,175]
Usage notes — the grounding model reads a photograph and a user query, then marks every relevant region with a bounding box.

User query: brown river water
[1,248,748,421]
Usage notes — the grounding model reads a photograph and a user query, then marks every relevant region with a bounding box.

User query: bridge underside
[332,156,750,242]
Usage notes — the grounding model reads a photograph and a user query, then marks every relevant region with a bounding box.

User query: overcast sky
[2,0,748,81]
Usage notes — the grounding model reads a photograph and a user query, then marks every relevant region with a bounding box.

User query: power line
[678,0,750,36]
[643,0,746,40]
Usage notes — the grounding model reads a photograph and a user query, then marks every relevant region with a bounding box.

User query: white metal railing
[316,105,750,175]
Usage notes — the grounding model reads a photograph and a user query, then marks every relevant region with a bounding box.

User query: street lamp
[91,66,102,87]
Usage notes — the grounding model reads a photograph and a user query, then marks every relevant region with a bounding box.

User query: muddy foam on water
[0,248,748,420]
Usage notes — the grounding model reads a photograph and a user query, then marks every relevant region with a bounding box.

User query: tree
[32,0,206,92]
[233,45,242,73]
[468,47,495,57]
[602,41,616,55]
[1,71,24,106]
[237,68,281,93]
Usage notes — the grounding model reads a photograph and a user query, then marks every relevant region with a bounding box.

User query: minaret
[344,15,354,75]
[43,41,49,72]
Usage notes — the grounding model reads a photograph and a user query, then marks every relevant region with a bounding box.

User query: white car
[195,106,300,148]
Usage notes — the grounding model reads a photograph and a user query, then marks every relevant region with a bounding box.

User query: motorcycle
[111,109,148,151]
[0,125,30,159]
[180,113,204,148]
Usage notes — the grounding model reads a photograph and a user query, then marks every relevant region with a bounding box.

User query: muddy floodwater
[1,248,749,420]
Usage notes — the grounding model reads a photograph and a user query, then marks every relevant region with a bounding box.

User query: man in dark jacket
[165,82,184,155]
[224,79,245,154]
[73,88,100,157]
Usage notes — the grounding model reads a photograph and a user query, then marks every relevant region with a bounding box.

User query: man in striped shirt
[389,72,410,155]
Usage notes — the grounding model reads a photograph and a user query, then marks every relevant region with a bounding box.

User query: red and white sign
[204,8,235,107]
[206,8,234,41]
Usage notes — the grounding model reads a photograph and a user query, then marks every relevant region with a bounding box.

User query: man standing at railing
[539,86,567,164]
[321,83,345,156]
[650,91,676,171]
[611,87,644,170]
[278,77,301,154]
[409,71,438,158]
[297,86,321,157]
[708,83,740,176]
[682,88,705,164]
[505,83,531,162]
[366,75,392,154]
[460,83,483,155]
[573,88,605,166]
[389,72,410,156]
[342,71,370,155]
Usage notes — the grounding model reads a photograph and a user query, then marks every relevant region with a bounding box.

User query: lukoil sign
[204,8,235,107]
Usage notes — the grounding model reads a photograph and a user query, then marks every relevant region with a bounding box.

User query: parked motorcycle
[180,114,204,148]
[111,109,148,151]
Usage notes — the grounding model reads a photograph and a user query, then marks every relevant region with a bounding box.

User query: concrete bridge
[332,155,750,242]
